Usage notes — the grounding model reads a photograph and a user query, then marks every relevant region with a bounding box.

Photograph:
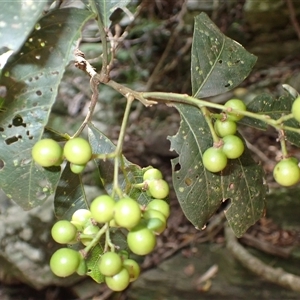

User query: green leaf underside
[240,93,300,147]
[0,8,93,210]
[0,1,45,56]
[191,13,257,98]
[168,104,267,237]
[87,0,131,29]
[88,122,153,205]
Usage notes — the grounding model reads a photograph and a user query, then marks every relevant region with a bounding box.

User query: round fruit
[50,248,81,277]
[51,220,77,244]
[71,209,92,230]
[143,168,163,181]
[76,256,87,276]
[146,217,166,234]
[32,138,63,167]
[273,158,300,187]
[148,179,170,199]
[202,147,228,173]
[127,224,156,255]
[143,209,166,224]
[222,135,245,159]
[114,198,141,229]
[105,268,130,291]
[90,195,115,223]
[64,137,92,165]
[123,259,140,282]
[146,199,170,218]
[224,99,246,121]
[292,96,300,122]
[214,119,237,137]
[80,224,100,246]
[99,252,122,276]
[70,163,86,174]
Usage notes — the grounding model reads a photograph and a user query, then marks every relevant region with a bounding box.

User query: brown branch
[225,225,300,292]
[285,0,300,40]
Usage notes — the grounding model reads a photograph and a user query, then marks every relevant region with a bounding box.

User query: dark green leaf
[87,0,131,29]
[0,8,93,210]
[241,93,300,147]
[0,1,45,60]
[168,104,267,237]
[86,244,105,283]
[191,13,257,98]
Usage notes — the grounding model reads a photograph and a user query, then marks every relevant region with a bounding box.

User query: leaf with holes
[168,104,267,237]
[191,12,257,98]
[0,8,93,210]
[240,93,300,146]
[0,1,46,69]
[88,122,152,205]
[86,0,131,29]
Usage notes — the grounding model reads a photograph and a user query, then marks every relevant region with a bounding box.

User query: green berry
[123,259,140,282]
[105,267,130,291]
[50,248,80,277]
[148,179,170,199]
[99,252,122,277]
[146,217,166,234]
[32,138,63,167]
[214,119,237,137]
[273,158,300,187]
[222,135,244,159]
[146,199,170,218]
[70,163,86,174]
[202,147,227,173]
[292,96,300,122]
[143,168,163,181]
[90,195,115,223]
[71,209,92,230]
[51,220,77,244]
[64,137,92,165]
[114,198,141,229]
[127,223,156,255]
[224,99,246,121]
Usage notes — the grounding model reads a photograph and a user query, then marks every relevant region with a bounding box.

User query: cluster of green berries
[31,137,92,174]
[49,167,170,291]
[203,99,246,173]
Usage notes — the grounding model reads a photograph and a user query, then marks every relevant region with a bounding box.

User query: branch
[285,0,300,40]
[225,225,300,292]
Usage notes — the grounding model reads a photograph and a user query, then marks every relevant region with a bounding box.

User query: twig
[225,224,300,292]
[285,0,300,40]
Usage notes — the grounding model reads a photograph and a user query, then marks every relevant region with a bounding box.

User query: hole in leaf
[218,59,222,64]
[0,159,4,170]
[12,115,26,127]
[36,90,42,96]
[0,126,4,132]
[174,163,181,172]
[5,136,18,145]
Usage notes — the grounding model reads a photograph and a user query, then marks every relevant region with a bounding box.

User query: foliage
[1,0,300,287]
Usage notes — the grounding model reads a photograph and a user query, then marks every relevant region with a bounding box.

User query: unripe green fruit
[214,119,237,137]
[51,220,77,244]
[146,199,170,218]
[147,179,170,199]
[70,163,86,174]
[273,158,300,187]
[32,138,63,167]
[99,252,122,276]
[76,256,87,276]
[127,224,156,255]
[71,209,92,230]
[224,99,246,121]
[222,135,244,159]
[143,168,163,181]
[64,137,92,165]
[50,248,80,277]
[123,259,140,282]
[292,96,300,122]
[114,198,141,229]
[146,217,166,234]
[105,268,130,291]
[143,209,166,224]
[80,224,100,246]
[202,147,227,173]
[90,195,115,223]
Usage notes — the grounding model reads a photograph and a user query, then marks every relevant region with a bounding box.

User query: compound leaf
[0,8,93,210]
[168,104,267,237]
[191,13,257,98]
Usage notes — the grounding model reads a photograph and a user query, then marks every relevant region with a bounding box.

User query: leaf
[87,0,131,29]
[240,93,300,147]
[88,122,153,205]
[191,13,257,98]
[0,8,93,210]
[168,104,267,237]
[0,0,46,66]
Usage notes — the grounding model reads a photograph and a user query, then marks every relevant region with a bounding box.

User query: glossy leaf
[0,1,46,66]
[0,8,93,210]
[191,13,257,98]
[168,104,267,237]
[87,0,131,29]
